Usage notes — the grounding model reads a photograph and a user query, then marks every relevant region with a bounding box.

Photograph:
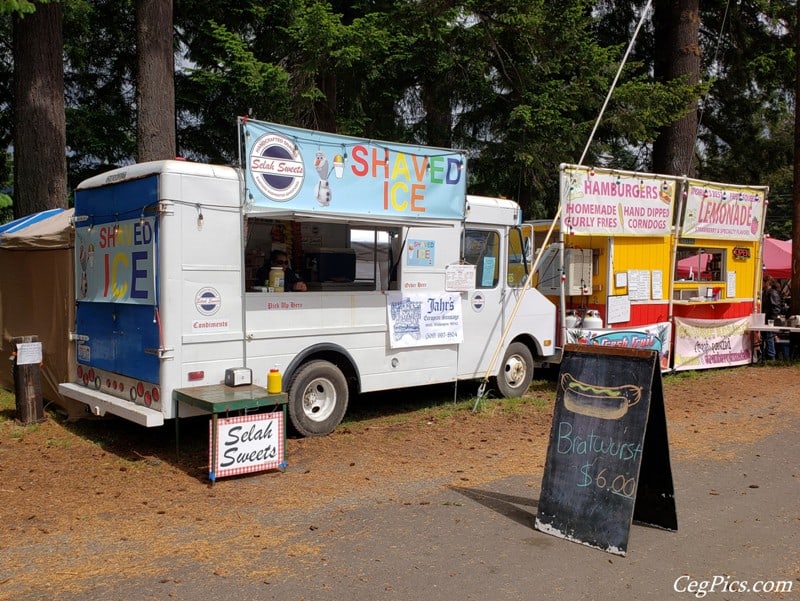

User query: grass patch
[0,387,14,420]
[0,389,41,437]
[665,369,704,381]
[339,377,557,432]
[45,436,72,449]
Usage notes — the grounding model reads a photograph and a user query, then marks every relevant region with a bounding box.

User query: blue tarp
[0,208,65,235]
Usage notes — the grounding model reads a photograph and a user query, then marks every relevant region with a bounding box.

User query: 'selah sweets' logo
[249,134,305,201]
[195,287,221,316]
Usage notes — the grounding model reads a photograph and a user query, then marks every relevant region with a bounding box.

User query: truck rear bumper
[58,383,165,427]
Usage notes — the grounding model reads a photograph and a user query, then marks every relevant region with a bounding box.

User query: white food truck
[59,120,557,435]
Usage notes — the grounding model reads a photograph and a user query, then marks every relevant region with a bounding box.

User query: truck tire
[287,360,349,437]
[495,342,534,398]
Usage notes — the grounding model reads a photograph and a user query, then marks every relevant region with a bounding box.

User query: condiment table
[173,384,288,482]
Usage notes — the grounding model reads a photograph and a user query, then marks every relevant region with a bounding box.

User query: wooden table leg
[175,399,180,457]
[209,413,218,484]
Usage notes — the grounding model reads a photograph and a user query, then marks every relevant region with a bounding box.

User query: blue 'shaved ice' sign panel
[74,176,161,384]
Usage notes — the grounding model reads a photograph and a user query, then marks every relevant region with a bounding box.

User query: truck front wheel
[287,360,349,437]
[495,342,534,398]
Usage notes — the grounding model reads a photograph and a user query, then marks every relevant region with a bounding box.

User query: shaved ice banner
[241,118,466,220]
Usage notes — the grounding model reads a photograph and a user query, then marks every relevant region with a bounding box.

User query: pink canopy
[676,253,712,279]
[762,237,792,279]
[675,238,793,280]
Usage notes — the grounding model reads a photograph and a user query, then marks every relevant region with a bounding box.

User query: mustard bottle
[267,366,282,394]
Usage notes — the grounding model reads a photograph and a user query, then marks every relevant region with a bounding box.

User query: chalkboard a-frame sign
[535,345,677,556]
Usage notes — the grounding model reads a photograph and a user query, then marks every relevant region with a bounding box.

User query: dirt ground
[1,362,799,598]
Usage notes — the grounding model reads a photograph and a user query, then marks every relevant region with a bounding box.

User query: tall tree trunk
[421,81,452,149]
[136,0,176,162]
[12,3,67,218]
[792,0,800,315]
[652,0,700,177]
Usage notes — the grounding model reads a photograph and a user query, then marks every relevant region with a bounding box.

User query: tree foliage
[0,0,53,15]
[63,0,137,186]
[0,0,797,230]
[696,0,796,238]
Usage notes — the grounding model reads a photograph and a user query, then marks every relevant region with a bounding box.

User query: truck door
[75,302,160,384]
[73,177,161,388]
[458,225,544,397]
[458,227,505,377]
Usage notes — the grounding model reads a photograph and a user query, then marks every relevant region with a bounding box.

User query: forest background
[0,0,797,243]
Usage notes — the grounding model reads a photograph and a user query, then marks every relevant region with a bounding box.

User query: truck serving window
[464,229,500,289]
[675,246,725,282]
[350,228,394,290]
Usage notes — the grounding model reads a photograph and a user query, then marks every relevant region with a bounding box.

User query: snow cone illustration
[567,175,584,200]
[78,244,88,298]
[87,243,95,267]
[659,182,673,204]
[314,151,332,206]
[332,154,345,178]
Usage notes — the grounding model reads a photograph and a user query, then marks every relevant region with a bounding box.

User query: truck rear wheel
[495,342,534,398]
[287,360,348,437]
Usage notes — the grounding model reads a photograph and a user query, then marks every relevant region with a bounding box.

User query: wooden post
[12,335,44,425]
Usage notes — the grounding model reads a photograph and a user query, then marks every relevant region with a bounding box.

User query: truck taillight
[188,371,204,382]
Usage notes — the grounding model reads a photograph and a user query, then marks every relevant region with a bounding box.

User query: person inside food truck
[257,250,308,291]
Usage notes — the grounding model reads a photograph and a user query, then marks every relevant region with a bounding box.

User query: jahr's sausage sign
[535,345,677,555]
